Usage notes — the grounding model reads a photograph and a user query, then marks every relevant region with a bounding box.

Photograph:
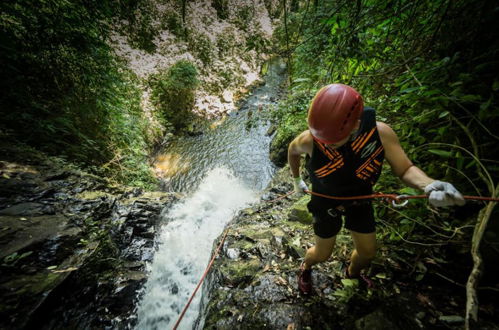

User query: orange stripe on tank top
[353,127,376,152]
[355,146,383,174]
[351,132,367,149]
[316,161,344,178]
[316,141,336,160]
[315,159,343,175]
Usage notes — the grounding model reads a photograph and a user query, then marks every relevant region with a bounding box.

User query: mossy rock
[238,225,286,242]
[287,195,313,225]
[220,259,261,287]
[76,190,111,200]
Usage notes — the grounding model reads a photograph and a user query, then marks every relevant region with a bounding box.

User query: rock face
[198,168,467,330]
[111,0,278,121]
[0,143,178,329]
[199,169,345,329]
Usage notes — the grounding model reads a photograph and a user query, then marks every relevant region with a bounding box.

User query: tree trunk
[182,0,187,37]
[283,0,293,80]
[465,187,498,329]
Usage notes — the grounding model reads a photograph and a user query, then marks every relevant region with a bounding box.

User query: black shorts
[310,201,375,238]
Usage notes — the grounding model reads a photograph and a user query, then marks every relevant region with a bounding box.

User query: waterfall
[135,167,258,329]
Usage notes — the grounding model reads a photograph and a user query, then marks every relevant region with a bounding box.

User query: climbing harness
[171,189,498,328]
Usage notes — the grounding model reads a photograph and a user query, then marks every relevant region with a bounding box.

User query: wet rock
[123,260,145,270]
[0,202,47,216]
[244,274,289,302]
[0,143,177,329]
[222,90,233,103]
[0,241,99,330]
[439,315,464,324]
[287,195,313,225]
[266,124,276,136]
[0,214,75,259]
[269,138,289,167]
[201,166,450,329]
[226,248,240,259]
[285,236,304,259]
[219,258,261,287]
[122,237,155,262]
[355,309,398,330]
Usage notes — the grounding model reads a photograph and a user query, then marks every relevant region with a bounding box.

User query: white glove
[424,180,465,207]
[293,177,309,196]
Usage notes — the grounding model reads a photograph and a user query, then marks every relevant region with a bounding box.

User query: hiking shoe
[344,263,374,289]
[298,263,313,295]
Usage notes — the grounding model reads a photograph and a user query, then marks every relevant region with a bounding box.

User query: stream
[135,58,287,330]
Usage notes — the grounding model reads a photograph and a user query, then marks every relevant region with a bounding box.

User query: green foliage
[271,89,312,146]
[0,0,158,188]
[187,31,214,66]
[263,0,281,19]
[269,0,499,263]
[212,0,229,20]
[218,69,241,90]
[160,10,184,38]
[272,0,499,190]
[269,89,312,166]
[232,4,255,32]
[332,278,360,302]
[216,27,238,58]
[150,60,199,130]
[246,29,271,54]
[116,0,158,52]
[2,251,33,267]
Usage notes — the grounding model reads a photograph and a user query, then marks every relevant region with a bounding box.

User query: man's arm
[288,130,313,178]
[378,122,465,206]
[288,131,313,194]
[377,122,434,189]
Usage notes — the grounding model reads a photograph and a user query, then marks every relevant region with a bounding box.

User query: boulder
[287,195,313,225]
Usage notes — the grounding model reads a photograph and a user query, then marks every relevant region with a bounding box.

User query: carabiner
[392,195,409,208]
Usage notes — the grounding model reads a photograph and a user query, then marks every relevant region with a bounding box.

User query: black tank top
[306,107,384,210]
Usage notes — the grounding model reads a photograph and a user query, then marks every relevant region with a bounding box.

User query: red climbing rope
[263,191,295,203]
[172,228,230,330]
[304,190,499,204]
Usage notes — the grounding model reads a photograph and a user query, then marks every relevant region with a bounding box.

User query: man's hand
[293,177,309,196]
[424,180,465,207]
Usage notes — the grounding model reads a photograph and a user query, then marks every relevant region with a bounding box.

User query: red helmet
[308,84,363,144]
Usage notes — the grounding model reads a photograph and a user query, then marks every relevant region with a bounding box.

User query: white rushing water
[135,167,258,330]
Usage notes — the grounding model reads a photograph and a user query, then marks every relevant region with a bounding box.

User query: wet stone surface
[0,144,178,329]
[198,167,490,330]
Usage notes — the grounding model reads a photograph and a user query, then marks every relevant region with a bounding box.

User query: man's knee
[308,244,334,262]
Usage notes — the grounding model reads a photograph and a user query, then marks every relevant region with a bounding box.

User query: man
[288,83,465,295]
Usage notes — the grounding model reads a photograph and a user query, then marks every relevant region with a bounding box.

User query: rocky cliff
[199,167,480,330]
[0,142,180,329]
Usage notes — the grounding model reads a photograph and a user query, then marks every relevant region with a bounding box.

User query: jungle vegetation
[270,0,499,327]
[0,0,179,188]
[1,0,498,327]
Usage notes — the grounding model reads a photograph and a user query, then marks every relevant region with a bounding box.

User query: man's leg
[299,207,342,294]
[348,231,376,277]
[299,235,336,294]
[303,235,336,270]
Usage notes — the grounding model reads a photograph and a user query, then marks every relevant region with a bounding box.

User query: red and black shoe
[298,263,313,295]
[344,263,374,289]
